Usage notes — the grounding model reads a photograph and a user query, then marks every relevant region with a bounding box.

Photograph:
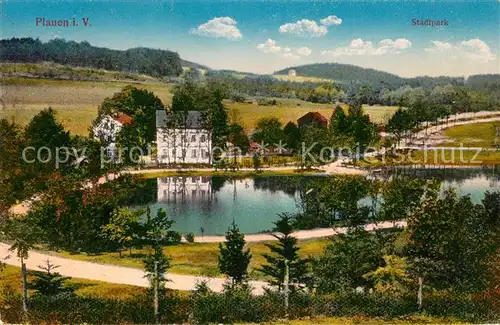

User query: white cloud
[320,15,342,26]
[282,52,301,60]
[257,39,281,53]
[256,40,312,59]
[376,38,412,55]
[190,17,242,40]
[296,46,312,56]
[425,40,453,53]
[279,19,328,38]
[425,39,495,62]
[322,38,412,56]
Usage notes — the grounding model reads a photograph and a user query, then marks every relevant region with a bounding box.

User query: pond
[131,167,500,235]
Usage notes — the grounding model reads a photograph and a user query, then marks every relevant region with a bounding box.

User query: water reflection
[131,167,500,235]
[157,176,212,203]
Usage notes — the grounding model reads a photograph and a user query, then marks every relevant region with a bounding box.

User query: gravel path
[193,221,405,243]
[1,221,405,292]
[0,242,269,294]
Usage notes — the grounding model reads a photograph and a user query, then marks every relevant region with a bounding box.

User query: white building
[92,113,133,159]
[157,176,211,203]
[288,69,297,77]
[156,110,211,164]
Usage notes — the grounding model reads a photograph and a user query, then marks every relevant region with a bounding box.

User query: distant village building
[288,69,297,77]
[92,113,133,159]
[297,112,328,128]
[156,110,211,164]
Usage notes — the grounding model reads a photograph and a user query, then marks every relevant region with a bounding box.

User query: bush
[2,290,190,324]
[185,232,195,243]
[165,230,182,244]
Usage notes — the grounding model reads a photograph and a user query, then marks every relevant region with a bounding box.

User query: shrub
[185,232,195,243]
[165,230,182,244]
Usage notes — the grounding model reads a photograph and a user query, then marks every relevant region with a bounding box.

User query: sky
[1,0,499,77]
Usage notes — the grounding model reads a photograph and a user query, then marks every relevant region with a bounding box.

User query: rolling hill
[274,63,405,88]
[0,37,188,78]
[274,63,466,89]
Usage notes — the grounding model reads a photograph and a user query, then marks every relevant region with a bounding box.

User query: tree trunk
[154,261,159,324]
[284,259,290,319]
[417,276,423,311]
[21,258,28,314]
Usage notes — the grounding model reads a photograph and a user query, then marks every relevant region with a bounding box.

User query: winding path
[1,221,405,293]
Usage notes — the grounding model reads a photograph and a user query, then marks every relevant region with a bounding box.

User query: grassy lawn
[0,264,148,301]
[361,149,500,167]
[39,238,331,279]
[442,121,500,148]
[1,76,397,135]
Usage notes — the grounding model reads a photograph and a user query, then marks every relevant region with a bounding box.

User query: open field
[0,77,397,135]
[41,238,330,279]
[441,121,500,148]
[0,62,159,83]
[226,99,397,129]
[0,77,174,135]
[272,74,334,83]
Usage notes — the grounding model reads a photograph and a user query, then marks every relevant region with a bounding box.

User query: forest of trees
[0,37,183,77]
[275,63,474,90]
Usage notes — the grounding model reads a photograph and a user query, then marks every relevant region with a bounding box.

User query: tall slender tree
[218,222,252,286]
[259,213,310,291]
[5,218,38,314]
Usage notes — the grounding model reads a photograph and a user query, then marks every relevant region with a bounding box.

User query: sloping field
[442,121,499,148]
[226,99,397,129]
[0,77,174,135]
[0,77,397,135]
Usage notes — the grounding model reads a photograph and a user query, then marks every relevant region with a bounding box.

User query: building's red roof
[297,112,328,127]
[114,113,133,125]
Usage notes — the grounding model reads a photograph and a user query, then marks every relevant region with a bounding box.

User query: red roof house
[114,113,134,125]
[297,112,328,128]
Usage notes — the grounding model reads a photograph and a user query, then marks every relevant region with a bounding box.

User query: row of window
[162,134,207,143]
[165,149,210,158]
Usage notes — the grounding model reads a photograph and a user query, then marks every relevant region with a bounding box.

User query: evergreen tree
[143,243,171,323]
[283,121,301,152]
[31,259,72,296]
[0,119,25,208]
[218,222,252,286]
[141,208,174,323]
[329,105,348,136]
[228,123,250,167]
[259,213,310,291]
[314,227,383,294]
[5,218,39,313]
[24,107,71,175]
